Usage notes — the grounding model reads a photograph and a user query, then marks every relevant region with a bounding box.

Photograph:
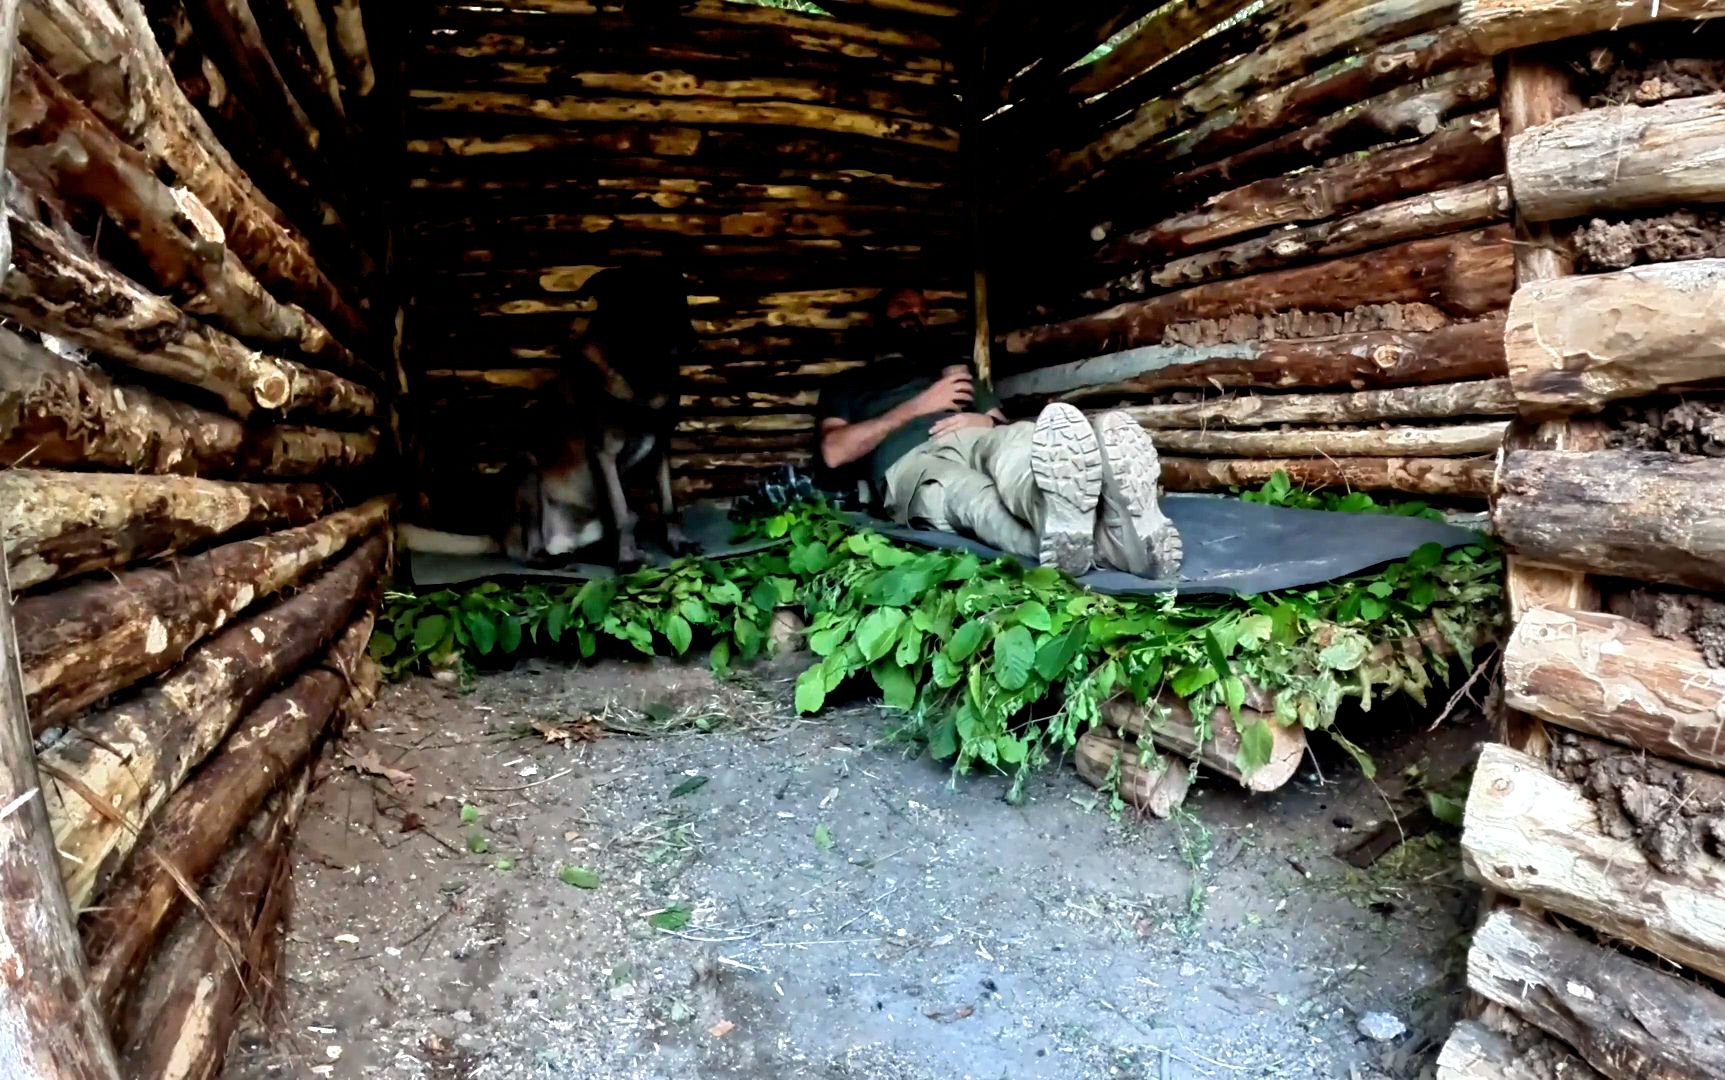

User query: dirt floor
[227,652,1486,1080]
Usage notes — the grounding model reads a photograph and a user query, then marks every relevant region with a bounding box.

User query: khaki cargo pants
[882,422,1044,558]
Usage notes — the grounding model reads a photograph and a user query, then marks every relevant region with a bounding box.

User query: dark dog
[505,264,696,568]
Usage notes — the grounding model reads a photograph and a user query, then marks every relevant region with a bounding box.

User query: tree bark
[0,489,123,1077]
[36,533,382,909]
[19,0,369,341]
[1494,449,1725,591]
[1073,729,1192,818]
[1000,317,1509,403]
[83,614,370,1021]
[16,498,388,731]
[1003,228,1515,363]
[1101,694,1306,793]
[1,205,378,422]
[1122,379,1516,429]
[1134,178,1511,295]
[1148,421,1508,457]
[0,469,328,592]
[5,56,369,381]
[1462,743,1725,983]
[1436,1019,1604,1080]
[1510,93,1725,223]
[1161,454,1494,496]
[1460,0,1725,57]
[0,327,376,478]
[114,766,308,1078]
[1469,907,1725,1079]
[1095,110,1503,269]
[1503,607,1725,773]
[1505,259,1725,414]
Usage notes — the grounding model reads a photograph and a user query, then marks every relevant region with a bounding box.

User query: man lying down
[818,285,1184,579]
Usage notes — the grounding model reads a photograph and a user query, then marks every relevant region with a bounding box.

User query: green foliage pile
[373,477,1502,796]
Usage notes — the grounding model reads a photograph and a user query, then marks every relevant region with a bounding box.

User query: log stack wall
[1426,5,1725,1075]
[395,0,970,513]
[0,0,395,1073]
[974,0,1520,497]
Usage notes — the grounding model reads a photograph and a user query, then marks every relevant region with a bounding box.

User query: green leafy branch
[375,476,1503,797]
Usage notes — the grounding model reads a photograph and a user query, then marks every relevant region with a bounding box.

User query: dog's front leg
[656,452,693,554]
[596,445,641,568]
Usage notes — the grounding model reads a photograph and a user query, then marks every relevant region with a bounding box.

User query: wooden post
[1495,45,1590,758]
[0,1,120,1070]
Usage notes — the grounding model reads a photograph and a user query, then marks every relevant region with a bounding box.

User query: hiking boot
[1092,411,1183,578]
[1030,403,1103,576]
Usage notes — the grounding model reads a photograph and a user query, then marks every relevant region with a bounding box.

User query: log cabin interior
[0,0,1723,1075]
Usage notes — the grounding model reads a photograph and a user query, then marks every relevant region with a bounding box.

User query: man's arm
[819,369,973,468]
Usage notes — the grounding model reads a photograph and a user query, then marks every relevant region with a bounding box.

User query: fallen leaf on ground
[559,865,600,889]
[344,746,416,792]
[532,716,604,746]
[669,775,709,798]
[921,1004,975,1023]
[709,1020,735,1038]
[399,812,424,833]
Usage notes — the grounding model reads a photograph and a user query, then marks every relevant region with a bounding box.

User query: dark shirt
[819,360,1002,489]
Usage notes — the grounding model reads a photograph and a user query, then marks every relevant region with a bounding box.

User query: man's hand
[929,412,996,439]
[910,368,974,414]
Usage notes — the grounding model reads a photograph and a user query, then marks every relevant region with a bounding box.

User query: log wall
[0,0,394,1072]
[974,0,1517,496]
[1433,5,1725,1072]
[395,0,969,512]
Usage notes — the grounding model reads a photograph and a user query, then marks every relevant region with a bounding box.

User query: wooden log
[1094,109,1504,269]
[1053,0,1261,105]
[82,614,370,1020]
[1162,455,1495,496]
[16,498,388,731]
[1000,317,1508,403]
[5,57,369,381]
[1469,907,1725,1079]
[1101,695,1305,793]
[1148,421,1508,457]
[1003,228,1515,363]
[319,0,375,97]
[1436,1019,1604,1080]
[1461,0,1725,56]
[1462,743,1725,982]
[0,469,328,592]
[1133,178,1511,296]
[115,766,307,1077]
[179,0,325,160]
[1511,93,1725,223]
[1121,379,1516,429]
[1494,449,1725,591]
[37,533,382,908]
[1505,259,1725,414]
[1047,0,1463,187]
[1149,27,1485,187]
[0,327,376,478]
[1,205,377,422]
[1503,606,1725,773]
[0,476,123,1074]
[429,0,948,52]
[409,90,961,151]
[251,0,348,125]
[1073,729,1191,819]
[20,0,369,341]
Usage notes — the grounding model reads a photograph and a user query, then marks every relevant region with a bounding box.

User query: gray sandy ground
[227,654,1483,1080]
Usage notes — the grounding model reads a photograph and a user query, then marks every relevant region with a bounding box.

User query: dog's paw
[615,536,644,570]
